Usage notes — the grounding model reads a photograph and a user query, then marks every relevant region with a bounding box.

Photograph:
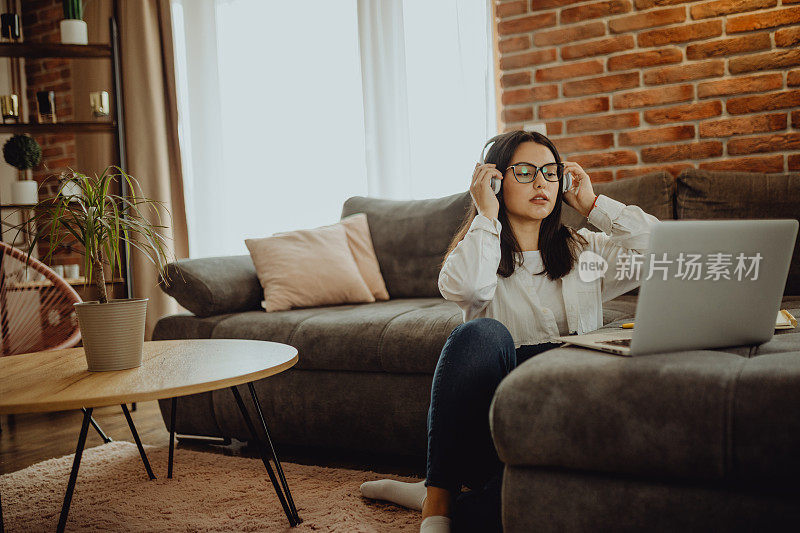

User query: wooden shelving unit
[1,9,132,300]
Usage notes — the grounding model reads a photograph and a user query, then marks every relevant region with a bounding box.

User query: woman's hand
[470,162,503,220]
[561,161,597,217]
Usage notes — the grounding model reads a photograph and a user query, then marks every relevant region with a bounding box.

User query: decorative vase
[60,19,87,45]
[11,180,38,205]
[74,298,149,371]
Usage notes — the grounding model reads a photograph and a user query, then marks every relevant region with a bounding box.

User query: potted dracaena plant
[16,166,173,371]
[60,0,88,45]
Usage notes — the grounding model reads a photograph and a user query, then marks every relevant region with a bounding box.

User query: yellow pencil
[621,322,634,328]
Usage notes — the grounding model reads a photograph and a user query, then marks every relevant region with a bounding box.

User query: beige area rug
[0,441,423,532]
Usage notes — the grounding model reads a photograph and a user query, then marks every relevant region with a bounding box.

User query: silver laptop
[557,219,798,356]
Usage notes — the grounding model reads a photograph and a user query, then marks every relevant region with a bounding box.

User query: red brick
[698,155,783,173]
[618,125,695,146]
[729,49,800,74]
[699,113,787,137]
[609,6,685,33]
[533,21,605,47]
[789,154,800,171]
[570,150,638,168]
[775,26,800,47]
[727,90,800,114]
[499,36,530,54]
[496,0,528,18]
[697,73,782,98]
[617,164,693,179]
[500,48,557,70]
[727,133,800,155]
[501,85,559,105]
[538,96,609,119]
[41,146,64,158]
[644,101,722,124]
[635,0,697,7]
[612,84,693,109]
[607,47,682,71]
[727,7,800,33]
[637,20,722,48]
[535,59,604,82]
[690,0,776,19]
[553,133,614,153]
[561,35,634,60]
[643,60,724,85]
[641,141,722,163]
[529,0,586,10]
[789,70,800,87]
[686,33,771,60]
[563,72,639,97]
[503,107,534,123]
[560,0,631,24]
[498,12,557,35]
[546,121,563,135]
[566,112,640,133]
[589,171,615,183]
[500,72,532,88]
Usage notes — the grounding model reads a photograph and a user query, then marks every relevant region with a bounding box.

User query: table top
[0,339,298,415]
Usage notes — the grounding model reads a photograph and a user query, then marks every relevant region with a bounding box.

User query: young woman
[360,130,660,532]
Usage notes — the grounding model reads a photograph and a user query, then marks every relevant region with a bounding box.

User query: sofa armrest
[159,255,263,317]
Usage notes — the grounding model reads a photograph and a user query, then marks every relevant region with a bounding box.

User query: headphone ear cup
[563,171,572,193]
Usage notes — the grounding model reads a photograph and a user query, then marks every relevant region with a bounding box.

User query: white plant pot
[74,298,148,371]
[11,180,38,205]
[60,19,88,45]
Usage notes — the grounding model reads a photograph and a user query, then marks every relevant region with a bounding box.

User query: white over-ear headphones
[479,136,573,195]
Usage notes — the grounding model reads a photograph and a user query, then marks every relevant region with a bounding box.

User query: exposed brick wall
[21,0,77,187]
[495,0,800,181]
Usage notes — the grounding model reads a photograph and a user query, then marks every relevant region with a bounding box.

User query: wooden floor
[0,401,425,479]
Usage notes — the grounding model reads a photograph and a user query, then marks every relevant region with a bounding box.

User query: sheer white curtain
[171,0,495,258]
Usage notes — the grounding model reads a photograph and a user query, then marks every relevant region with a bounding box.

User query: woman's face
[502,141,560,221]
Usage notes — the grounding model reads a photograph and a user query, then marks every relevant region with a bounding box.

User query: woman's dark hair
[441,130,587,280]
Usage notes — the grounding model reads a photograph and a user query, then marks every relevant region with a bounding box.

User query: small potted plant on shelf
[2,133,42,205]
[15,166,174,371]
[60,0,87,45]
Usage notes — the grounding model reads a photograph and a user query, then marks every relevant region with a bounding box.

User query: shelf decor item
[2,133,42,174]
[1,94,19,123]
[89,90,110,117]
[17,166,174,371]
[60,0,87,45]
[36,91,57,123]
[1,12,21,42]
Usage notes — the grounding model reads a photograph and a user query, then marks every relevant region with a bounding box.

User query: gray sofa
[154,168,800,530]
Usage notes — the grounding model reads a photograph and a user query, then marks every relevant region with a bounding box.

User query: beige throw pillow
[246,222,375,312]
[338,213,390,301]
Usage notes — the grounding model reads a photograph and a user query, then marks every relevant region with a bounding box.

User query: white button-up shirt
[437,194,660,347]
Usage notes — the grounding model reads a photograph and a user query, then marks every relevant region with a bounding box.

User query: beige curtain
[119,0,189,338]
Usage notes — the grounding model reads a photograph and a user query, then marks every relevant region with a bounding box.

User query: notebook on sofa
[558,219,799,356]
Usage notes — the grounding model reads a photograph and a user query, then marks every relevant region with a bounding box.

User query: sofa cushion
[341,192,472,299]
[676,168,800,295]
[206,297,462,373]
[490,296,800,482]
[561,170,676,232]
[159,255,263,317]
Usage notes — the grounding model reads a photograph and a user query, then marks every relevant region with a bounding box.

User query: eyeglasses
[505,162,563,184]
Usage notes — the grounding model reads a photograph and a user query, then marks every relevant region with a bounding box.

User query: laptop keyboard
[598,338,632,347]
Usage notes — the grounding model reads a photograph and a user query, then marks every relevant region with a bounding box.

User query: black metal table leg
[230,385,299,527]
[81,407,113,443]
[57,407,92,533]
[121,404,156,480]
[168,397,176,478]
[247,382,301,523]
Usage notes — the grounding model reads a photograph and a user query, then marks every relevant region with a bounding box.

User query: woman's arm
[577,194,661,302]
[438,213,502,315]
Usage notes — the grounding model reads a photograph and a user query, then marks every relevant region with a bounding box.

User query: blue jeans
[424,317,563,532]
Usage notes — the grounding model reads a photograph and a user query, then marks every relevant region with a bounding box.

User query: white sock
[360,479,428,511]
[420,515,451,533]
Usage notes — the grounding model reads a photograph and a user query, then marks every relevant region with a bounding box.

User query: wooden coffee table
[0,339,301,532]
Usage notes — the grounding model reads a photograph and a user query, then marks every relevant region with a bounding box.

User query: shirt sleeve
[438,213,502,315]
[578,194,660,302]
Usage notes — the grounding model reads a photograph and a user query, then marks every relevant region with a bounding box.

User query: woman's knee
[441,318,515,368]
